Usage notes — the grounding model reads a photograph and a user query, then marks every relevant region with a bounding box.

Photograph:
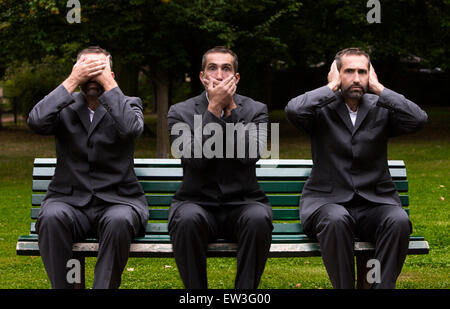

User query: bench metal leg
[73,256,86,289]
[356,253,373,289]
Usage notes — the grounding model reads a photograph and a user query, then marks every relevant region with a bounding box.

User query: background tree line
[0,0,448,157]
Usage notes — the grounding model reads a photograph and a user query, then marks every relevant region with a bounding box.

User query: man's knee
[315,204,354,234]
[100,206,138,236]
[169,203,210,235]
[235,204,273,240]
[380,207,412,236]
[241,205,272,229]
[36,202,74,233]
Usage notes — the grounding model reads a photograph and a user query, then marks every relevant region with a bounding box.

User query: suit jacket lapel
[233,94,243,113]
[332,93,354,134]
[87,103,107,139]
[352,95,371,136]
[195,92,209,115]
[70,93,90,133]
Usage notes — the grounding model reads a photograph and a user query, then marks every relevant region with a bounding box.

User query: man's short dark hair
[77,46,113,68]
[201,46,238,73]
[334,47,370,71]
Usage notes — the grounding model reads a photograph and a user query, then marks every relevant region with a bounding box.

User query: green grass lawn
[0,106,448,289]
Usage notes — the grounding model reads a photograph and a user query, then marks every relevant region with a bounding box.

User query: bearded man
[285,47,427,288]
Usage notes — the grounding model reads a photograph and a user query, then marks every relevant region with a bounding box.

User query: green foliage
[1,0,448,72]
[1,56,71,117]
[0,0,448,153]
[1,0,448,92]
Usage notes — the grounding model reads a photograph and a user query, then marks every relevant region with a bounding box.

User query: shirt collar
[345,103,358,114]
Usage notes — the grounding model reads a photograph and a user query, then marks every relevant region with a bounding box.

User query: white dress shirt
[345,104,358,126]
[88,107,95,122]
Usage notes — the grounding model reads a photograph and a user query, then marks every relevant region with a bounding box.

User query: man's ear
[234,73,240,85]
[199,71,207,88]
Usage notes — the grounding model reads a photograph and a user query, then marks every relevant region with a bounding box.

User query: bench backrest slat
[33,167,407,180]
[31,193,410,208]
[32,179,410,194]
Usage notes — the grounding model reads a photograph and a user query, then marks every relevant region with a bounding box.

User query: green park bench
[16,158,429,289]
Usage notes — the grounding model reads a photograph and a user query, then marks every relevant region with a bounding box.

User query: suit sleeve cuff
[203,109,227,127]
[98,86,122,105]
[304,85,337,107]
[376,88,404,109]
[222,107,241,123]
[53,84,75,110]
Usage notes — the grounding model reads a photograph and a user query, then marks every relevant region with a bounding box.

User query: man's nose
[353,72,360,83]
[216,69,224,81]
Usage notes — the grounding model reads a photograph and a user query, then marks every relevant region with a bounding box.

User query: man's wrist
[327,82,340,92]
[224,101,237,117]
[62,76,79,94]
[371,83,385,95]
[102,78,118,92]
[207,103,222,118]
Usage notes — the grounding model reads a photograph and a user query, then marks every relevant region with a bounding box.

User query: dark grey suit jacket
[167,91,270,207]
[285,86,427,228]
[28,84,149,231]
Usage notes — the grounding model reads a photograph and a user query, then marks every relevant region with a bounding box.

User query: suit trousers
[168,200,273,289]
[303,195,411,289]
[36,196,140,289]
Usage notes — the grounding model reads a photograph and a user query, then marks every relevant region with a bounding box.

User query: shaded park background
[0,0,448,289]
[0,0,449,156]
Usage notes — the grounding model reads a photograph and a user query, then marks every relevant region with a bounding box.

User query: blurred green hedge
[1,56,71,118]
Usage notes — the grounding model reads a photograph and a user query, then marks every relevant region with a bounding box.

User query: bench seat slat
[17,233,426,244]
[16,240,429,258]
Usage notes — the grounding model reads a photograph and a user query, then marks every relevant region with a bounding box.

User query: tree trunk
[0,98,3,129]
[153,65,170,158]
[151,79,158,114]
[13,99,17,125]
